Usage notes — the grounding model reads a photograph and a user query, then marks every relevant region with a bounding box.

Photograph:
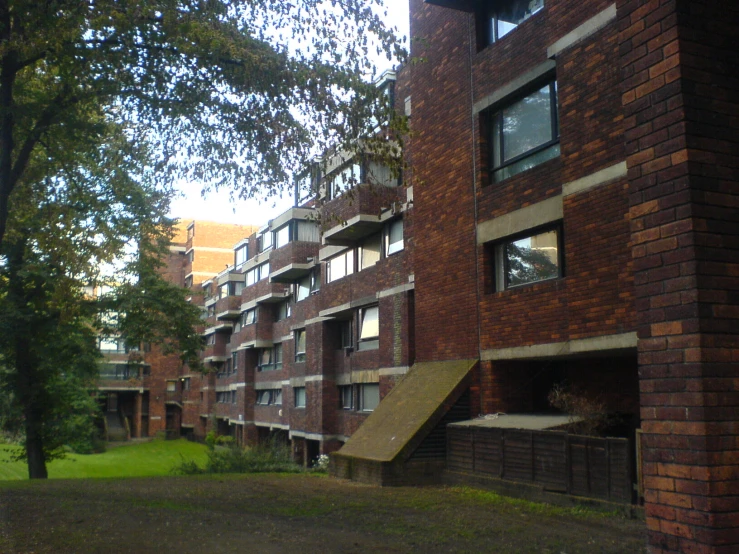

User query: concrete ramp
[331,359,477,485]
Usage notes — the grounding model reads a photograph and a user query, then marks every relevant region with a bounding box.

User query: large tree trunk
[0,4,16,251]
[16,337,48,479]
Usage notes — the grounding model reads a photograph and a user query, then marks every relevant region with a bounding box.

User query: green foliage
[0,0,406,246]
[173,440,302,475]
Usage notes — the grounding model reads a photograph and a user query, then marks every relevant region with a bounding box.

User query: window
[231,352,238,373]
[187,250,195,263]
[294,329,306,362]
[357,306,379,351]
[489,80,559,182]
[479,0,544,47]
[241,308,257,327]
[99,337,123,352]
[328,162,362,198]
[359,233,381,270]
[274,224,291,249]
[327,249,354,283]
[295,274,311,302]
[184,275,193,289]
[294,268,320,302]
[339,320,353,349]
[166,381,176,393]
[339,385,353,410]
[258,346,282,371]
[273,343,283,370]
[494,227,562,290]
[386,219,404,255]
[297,166,319,205]
[276,300,291,321]
[256,389,282,406]
[294,387,306,408]
[246,262,269,285]
[258,230,273,253]
[357,383,379,412]
[206,334,216,346]
[235,244,248,268]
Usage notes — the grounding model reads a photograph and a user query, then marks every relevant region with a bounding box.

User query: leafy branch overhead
[0,0,406,246]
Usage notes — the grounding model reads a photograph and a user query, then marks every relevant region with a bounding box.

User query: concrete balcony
[215,296,242,320]
[269,242,320,283]
[321,184,405,245]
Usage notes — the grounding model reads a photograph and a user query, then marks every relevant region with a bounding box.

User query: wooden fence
[447,426,634,504]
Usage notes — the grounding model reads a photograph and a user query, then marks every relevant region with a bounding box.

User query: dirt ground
[0,474,646,553]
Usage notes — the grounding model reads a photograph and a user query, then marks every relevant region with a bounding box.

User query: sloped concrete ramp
[331,359,477,485]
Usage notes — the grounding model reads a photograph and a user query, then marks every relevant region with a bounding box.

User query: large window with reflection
[493,226,562,290]
[489,80,559,183]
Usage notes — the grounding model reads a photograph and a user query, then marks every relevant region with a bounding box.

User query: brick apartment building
[331,1,736,553]
[98,220,256,440]
[100,0,737,551]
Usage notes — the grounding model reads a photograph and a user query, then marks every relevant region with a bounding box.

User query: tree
[0,114,204,479]
[0,0,405,249]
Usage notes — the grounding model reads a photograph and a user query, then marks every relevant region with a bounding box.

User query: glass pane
[275,225,290,248]
[502,84,552,162]
[496,0,544,39]
[360,306,379,340]
[494,143,559,182]
[387,219,404,255]
[505,229,559,287]
[360,234,381,270]
[360,384,380,411]
[235,246,248,266]
[296,330,306,354]
[297,276,310,301]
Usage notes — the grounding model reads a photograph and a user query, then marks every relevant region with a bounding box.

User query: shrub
[172,439,302,475]
[548,385,616,437]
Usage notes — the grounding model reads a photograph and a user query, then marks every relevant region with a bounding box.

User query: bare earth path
[0,474,646,553]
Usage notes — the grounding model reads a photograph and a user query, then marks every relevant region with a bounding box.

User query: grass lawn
[0,473,647,553]
[0,439,208,480]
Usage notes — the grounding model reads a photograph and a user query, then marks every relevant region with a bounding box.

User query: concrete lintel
[319,301,351,318]
[255,381,283,390]
[254,421,289,430]
[481,332,638,361]
[562,161,627,197]
[318,244,348,262]
[305,375,324,383]
[289,431,347,442]
[473,60,556,115]
[377,282,415,299]
[269,207,316,231]
[547,4,617,58]
[379,366,410,377]
[477,196,563,244]
[305,316,333,326]
[290,377,306,387]
[240,300,257,312]
[352,369,380,384]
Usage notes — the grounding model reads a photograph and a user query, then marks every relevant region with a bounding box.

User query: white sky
[168,1,410,228]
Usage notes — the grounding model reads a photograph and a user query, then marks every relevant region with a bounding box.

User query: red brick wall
[620,0,739,551]
[410,0,479,362]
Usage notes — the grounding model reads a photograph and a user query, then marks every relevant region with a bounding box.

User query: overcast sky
[168,1,410,228]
